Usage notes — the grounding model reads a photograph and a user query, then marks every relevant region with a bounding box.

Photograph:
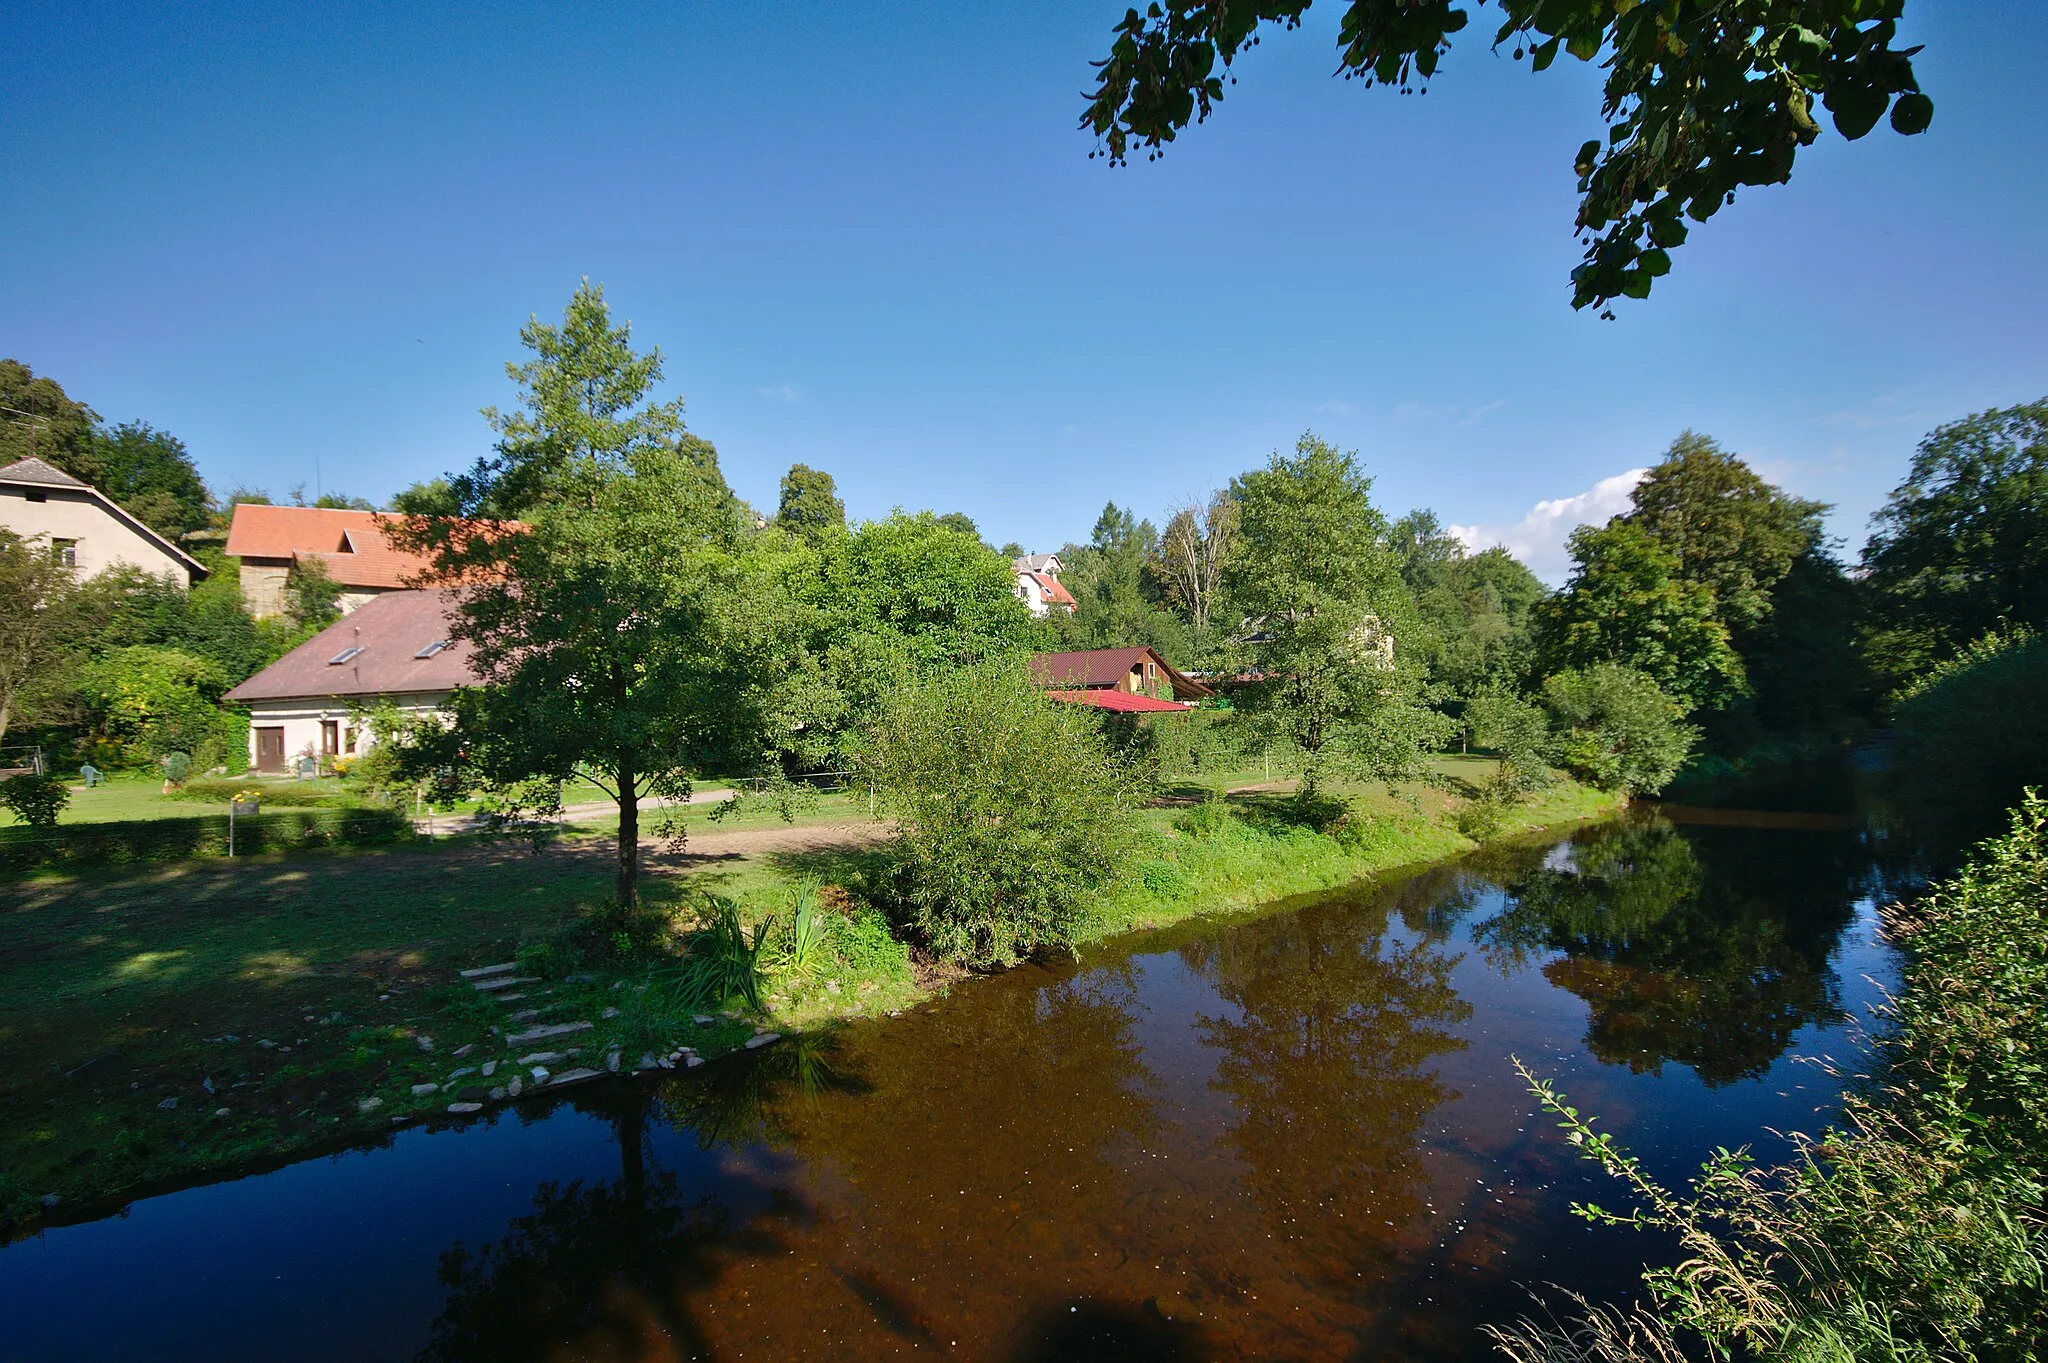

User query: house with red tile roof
[223,589,477,772]
[1011,553,1077,618]
[224,504,437,618]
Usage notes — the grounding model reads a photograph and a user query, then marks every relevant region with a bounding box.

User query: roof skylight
[329,646,363,665]
[414,640,450,659]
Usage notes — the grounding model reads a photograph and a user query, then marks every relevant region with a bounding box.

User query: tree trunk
[615,752,639,910]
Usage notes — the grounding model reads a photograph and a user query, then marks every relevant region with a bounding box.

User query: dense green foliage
[73,645,244,767]
[0,772,70,827]
[1890,630,2048,843]
[775,462,845,541]
[0,528,83,745]
[1224,434,1449,798]
[1392,509,1544,701]
[1862,399,2048,692]
[1541,663,1697,795]
[867,661,1143,965]
[1503,793,2048,1362]
[1080,2,1930,311]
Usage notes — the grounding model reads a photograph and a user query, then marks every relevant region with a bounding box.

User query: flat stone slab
[517,1050,564,1066]
[446,1102,483,1114]
[459,963,517,979]
[743,1032,782,1050]
[505,1021,593,1046]
[549,1067,605,1086]
[410,1083,439,1096]
[471,976,537,992]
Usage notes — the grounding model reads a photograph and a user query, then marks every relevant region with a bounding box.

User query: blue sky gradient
[6,1,2043,578]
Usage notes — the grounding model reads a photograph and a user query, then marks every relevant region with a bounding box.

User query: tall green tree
[1154,490,1238,649]
[1080,1,1932,311]
[1056,501,1182,653]
[1533,519,1745,711]
[775,463,846,541]
[1224,433,1447,799]
[1392,510,1545,700]
[1626,432,1827,635]
[0,360,99,480]
[1862,399,2048,687]
[388,479,459,516]
[0,530,85,746]
[90,422,213,539]
[398,282,764,911]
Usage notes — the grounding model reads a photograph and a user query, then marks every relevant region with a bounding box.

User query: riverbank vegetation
[1502,792,2048,1362]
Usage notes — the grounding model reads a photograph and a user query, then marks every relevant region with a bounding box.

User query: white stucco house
[222,589,477,773]
[1012,552,1076,618]
[0,457,204,586]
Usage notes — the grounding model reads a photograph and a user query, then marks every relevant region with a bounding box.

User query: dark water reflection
[0,779,1909,1362]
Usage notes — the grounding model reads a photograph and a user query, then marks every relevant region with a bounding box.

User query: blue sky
[6,1,2044,579]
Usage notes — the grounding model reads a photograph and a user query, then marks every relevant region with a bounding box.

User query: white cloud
[1448,468,1648,585]
[756,382,802,405]
[1394,398,1506,426]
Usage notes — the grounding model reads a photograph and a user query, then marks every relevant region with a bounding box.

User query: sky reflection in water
[0,810,1901,1362]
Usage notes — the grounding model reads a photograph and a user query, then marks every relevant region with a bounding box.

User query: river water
[0,775,1916,1362]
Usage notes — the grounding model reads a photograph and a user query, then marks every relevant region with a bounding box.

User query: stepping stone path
[423,955,780,1118]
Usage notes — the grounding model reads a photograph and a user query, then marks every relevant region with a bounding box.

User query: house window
[343,726,358,754]
[50,538,78,566]
[320,720,339,756]
[25,491,46,503]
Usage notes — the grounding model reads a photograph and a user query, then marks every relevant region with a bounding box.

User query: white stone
[602,1007,621,1019]
[549,1067,604,1086]
[452,1043,474,1058]
[529,1067,550,1084]
[459,962,517,979]
[446,1067,476,1082]
[358,1096,383,1113]
[488,1086,507,1100]
[411,1083,439,1097]
[507,1075,523,1096]
[505,1021,593,1046]
[447,1102,483,1114]
[685,1055,704,1068]
[481,1060,498,1078]
[743,1033,781,1050]
[693,1014,714,1025]
[518,1051,564,1066]
[415,1035,435,1052]
[605,1051,621,1072]
[157,1097,178,1109]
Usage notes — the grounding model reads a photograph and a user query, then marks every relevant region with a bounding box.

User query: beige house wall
[240,558,390,619]
[243,691,452,772]
[0,484,195,585]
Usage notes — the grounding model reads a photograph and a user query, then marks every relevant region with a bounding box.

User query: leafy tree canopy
[388,478,460,517]
[1861,398,2048,684]
[0,359,99,479]
[1540,661,1698,794]
[776,463,846,541]
[90,422,213,539]
[397,282,764,910]
[1224,433,1448,796]
[1535,519,1745,711]
[1082,1,1931,311]
[1625,431,1826,635]
[1392,509,1545,700]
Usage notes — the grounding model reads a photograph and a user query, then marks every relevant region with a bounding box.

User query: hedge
[0,808,414,876]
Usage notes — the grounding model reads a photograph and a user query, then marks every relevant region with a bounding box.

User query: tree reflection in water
[1474,816,1857,1085]
[1180,902,1473,1257]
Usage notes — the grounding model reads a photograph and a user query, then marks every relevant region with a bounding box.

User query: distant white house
[1012,552,1076,618]
[222,589,477,772]
[0,457,204,587]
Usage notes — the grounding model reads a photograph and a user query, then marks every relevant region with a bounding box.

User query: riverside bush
[866,660,1143,966]
[1498,793,2048,1362]
[1541,664,1697,796]
[1891,629,2048,844]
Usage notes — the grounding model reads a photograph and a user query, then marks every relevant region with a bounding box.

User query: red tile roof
[1021,570,1077,608]
[1045,689,1193,714]
[224,504,434,590]
[223,590,479,703]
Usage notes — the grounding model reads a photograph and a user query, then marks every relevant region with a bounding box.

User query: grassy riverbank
[0,757,1621,1233]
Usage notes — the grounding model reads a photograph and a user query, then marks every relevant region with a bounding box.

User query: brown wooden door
[255,727,285,773]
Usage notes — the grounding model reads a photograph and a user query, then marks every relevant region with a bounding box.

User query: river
[0,770,1918,1361]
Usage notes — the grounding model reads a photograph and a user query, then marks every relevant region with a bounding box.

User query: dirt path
[655,818,894,863]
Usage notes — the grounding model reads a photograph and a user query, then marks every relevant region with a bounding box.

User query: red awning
[1044,689,1193,713]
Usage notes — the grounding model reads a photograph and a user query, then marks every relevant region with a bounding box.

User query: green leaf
[1890,92,1934,135]
[1530,36,1560,72]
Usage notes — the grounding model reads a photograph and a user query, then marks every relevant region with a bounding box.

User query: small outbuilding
[222,589,477,773]
[1030,646,1214,704]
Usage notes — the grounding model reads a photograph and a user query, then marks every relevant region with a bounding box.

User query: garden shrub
[0,772,70,828]
[1540,663,1697,795]
[829,906,911,980]
[866,659,1143,966]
